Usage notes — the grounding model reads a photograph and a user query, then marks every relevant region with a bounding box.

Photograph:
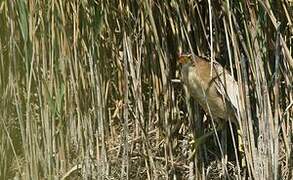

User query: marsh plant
[0,0,292,179]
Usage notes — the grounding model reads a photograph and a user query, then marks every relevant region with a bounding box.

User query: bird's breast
[181,63,232,120]
[182,64,206,103]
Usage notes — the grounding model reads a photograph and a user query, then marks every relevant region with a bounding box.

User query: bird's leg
[237,129,246,168]
[232,121,246,168]
[221,123,228,177]
[188,122,226,159]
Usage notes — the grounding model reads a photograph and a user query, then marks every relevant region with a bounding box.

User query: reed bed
[0,0,292,179]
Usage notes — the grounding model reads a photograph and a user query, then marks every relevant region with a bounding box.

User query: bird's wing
[212,64,239,112]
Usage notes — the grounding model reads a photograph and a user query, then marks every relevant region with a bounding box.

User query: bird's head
[178,54,193,64]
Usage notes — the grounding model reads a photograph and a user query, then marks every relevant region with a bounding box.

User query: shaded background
[0,0,292,179]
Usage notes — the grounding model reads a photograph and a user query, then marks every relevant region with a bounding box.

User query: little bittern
[178,54,242,155]
[179,54,239,123]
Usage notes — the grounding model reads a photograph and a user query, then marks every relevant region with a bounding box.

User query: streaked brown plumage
[179,54,239,125]
[179,54,245,169]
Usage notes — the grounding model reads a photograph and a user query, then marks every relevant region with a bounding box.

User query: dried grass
[0,0,292,179]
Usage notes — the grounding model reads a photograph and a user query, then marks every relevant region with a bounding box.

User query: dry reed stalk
[0,0,292,179]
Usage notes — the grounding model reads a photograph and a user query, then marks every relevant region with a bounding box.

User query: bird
[178,54,239,124]
[178,53,242,157]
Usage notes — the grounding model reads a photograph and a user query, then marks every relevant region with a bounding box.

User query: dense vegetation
[0,0,292,179]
